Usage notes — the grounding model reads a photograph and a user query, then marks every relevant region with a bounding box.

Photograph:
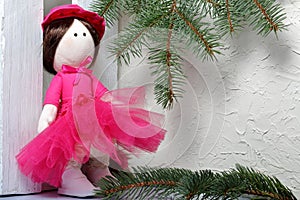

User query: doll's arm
[94,77,122,104]
[37,74,62,133]
[95,81,122,104]
[95,79,109,100]
[38,104,58,133]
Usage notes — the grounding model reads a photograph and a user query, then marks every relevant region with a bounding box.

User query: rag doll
[16,4,166,197]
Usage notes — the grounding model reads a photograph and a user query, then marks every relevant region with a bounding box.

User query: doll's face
[54,19,95,71]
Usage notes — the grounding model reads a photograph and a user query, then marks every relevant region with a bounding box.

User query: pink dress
[16,65,166,187]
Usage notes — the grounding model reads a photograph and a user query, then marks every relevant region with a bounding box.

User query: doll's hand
[37,104,58,133]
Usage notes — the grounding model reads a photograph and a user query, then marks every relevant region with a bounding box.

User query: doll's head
[42,5,105,75]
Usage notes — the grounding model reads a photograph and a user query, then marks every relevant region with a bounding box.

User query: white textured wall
[118,1,300,197]
[188,2,300,196]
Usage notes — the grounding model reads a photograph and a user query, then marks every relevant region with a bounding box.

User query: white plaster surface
[116,1,300,198]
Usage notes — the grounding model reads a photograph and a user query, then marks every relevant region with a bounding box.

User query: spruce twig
[95,167,192,199]
[95,165,296,200]
[90,0,287,109]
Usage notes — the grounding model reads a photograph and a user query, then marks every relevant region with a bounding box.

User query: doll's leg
[82,147,111,185]
[58,160,96,197]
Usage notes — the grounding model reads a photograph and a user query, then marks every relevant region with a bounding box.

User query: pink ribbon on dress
[74,56,93,85]
[61,56,93,72]
[61,56,93,85]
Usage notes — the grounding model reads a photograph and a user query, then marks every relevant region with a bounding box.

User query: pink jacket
[44,65,108,108]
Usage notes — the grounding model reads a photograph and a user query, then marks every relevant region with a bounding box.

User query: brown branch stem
[253,0,278,31]
[165,0,177,104]
[206,0,219,7]
[115,14,166,59]
[104,180,177,195]
[175,9,214,55]
[246,189,291,200]
[186,192,194,200]
[226,0,234,32]
[100,0,114,16]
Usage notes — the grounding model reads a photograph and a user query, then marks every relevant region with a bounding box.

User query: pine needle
[94,165,296,200]
[90,0,287,109]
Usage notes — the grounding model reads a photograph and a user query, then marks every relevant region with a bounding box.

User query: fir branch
[95,167,192,199]
[246,189,290,200]
[95,165,296,200]
[225,0,234,33]
[176,170,216,199]
[163,0,177,108]
[90,0,121,27]
[99,0,114,16]
[103,178,176,195]
[213,0,245,37]
[175,9,215,57]
[212,164,297,200]
[193,0,220,20]
[113,26,149,65]
[90,0,287,109]
[235,164,296,200]
[149,45,185,109]
[246,0,286,36]
[122,0,145,15]
[109,3,169,65]
[175,1,222,60]
[253,0,278,31]
[206,0,220,8]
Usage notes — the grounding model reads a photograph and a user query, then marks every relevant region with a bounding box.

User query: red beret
[42,4,105,40]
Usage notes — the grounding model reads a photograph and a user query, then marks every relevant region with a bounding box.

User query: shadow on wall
[44,0,71,16]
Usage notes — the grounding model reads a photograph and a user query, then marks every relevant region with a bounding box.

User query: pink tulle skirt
[16,87,166,187]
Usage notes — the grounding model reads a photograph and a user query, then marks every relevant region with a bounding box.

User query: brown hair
[43,17,100,75]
